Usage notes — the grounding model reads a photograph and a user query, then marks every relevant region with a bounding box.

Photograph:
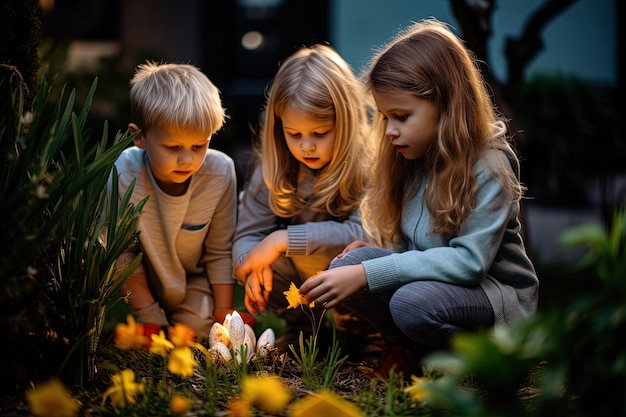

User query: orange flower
[113,314,147,350]
[290,389,363,417]
[101,369,144,408]
[283,282,315,309]
[240,375,291,414]
[149,329,174,357]
[168,322,196,347]
[26,378,80,417]
[168,346,198,378]
[227,397,253,417]
[170,393,193,414]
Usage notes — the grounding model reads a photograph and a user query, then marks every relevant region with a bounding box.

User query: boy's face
[129,124,210,195]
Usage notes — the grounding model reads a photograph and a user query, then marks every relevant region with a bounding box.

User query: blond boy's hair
[129,61,226,135]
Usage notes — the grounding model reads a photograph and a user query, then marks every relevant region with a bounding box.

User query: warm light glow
[242,31,264,50]
[40,0,54,13]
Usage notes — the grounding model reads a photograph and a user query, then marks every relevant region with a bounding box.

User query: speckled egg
[208,341,232,362]
[227,313,245,348]
[208,322,231,348]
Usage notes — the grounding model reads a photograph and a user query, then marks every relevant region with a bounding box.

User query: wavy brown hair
[259,44,372,218]
[362,19,524,245]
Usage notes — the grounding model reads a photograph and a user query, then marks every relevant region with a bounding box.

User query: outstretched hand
[298,264,368,309]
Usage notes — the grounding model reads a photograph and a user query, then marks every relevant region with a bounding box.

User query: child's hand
[233,230,287,281]
[335,240,373,259]
[243,267,274,314]
[299,265,368,309]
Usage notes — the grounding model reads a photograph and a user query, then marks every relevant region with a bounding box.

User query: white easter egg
[244,332,255,363]
[208,342,232,362]
[222,313,232,331]
[244,324,256,350]
[228,314,245,348]
[256,328,276,354]
[233,332,255,365]
[208,322,231,348]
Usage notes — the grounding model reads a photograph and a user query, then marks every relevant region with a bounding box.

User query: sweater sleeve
[231,166,277,271]
[286,209,367,258]
[363,152,514,292]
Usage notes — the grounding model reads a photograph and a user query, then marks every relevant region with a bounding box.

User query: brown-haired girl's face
[372,90,438,160]
[280,105,336,170]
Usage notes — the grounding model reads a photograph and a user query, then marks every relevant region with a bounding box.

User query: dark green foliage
[0,74,145,388]
[423,209,626,417]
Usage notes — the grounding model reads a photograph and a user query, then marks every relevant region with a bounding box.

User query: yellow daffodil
[113,314,147,350]
[168,346,197,378]
[284,282,315,309]
[168,322,197,347]
[101,369,144,408]
[227,397,252,417]
[170,393,193,414]
[290,389,364,417]
[149,329,174,357]
[404,375,431,403]
[240,375,291,414]
[26,378,80,417]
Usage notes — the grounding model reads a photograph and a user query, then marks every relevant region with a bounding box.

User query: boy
[112,61,236,344]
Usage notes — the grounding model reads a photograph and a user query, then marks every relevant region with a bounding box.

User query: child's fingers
[245,273,266,312]
[244,295,261,314]
[260,267,273,302]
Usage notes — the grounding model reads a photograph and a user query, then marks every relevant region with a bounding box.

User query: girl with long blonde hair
[233,44,373,348]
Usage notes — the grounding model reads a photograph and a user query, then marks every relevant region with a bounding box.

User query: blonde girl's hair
[362,19,524,244]
[259,44,372,218]
[129,61,226,135]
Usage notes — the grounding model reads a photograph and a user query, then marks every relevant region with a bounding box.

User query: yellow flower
[404,375,431,403]
[227,397,252,417]
[26,378,80,417]
[149,329,174,357]
[170,393,193,415]
[101,369,144,408]
[240,375,291,414]
[168,346,197,378]
[113,314,147,350]
[168,322,197,347]
[283,282,315,309]
[290,389,363,417]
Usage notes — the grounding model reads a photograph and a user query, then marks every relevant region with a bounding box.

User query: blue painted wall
[329,0,616,85]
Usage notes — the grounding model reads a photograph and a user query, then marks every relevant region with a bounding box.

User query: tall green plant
[1,73,145,387]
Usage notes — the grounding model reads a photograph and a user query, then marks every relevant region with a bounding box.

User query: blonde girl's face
[130,123,210,195]
[372,91,438,160]
[280,105,336,170]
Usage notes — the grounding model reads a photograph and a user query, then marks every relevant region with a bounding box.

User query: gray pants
[330,247,495,348]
